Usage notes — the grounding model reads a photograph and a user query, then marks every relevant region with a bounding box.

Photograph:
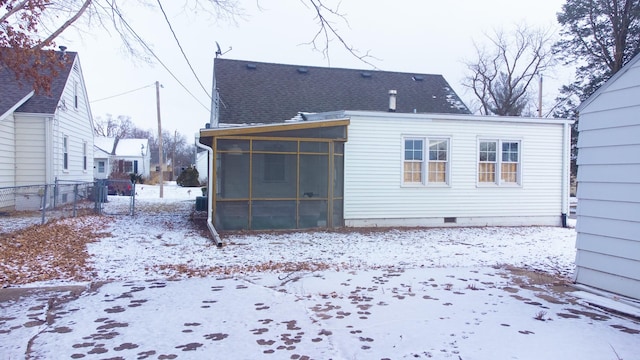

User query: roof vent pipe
[58,45,67,59]
[388,90,397,112]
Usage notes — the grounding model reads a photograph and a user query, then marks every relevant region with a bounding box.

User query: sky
[60,0,569,139]
[1,185,639,359]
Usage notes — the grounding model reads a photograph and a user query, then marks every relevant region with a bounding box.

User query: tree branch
[35,0,93,48]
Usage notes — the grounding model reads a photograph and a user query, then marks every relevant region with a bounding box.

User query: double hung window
[403,137,449,185]
[478,140,520,185]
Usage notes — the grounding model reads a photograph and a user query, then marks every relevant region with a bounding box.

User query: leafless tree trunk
[462,24,556,116]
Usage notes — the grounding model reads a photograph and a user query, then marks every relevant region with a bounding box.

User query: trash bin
[195,196,207,211]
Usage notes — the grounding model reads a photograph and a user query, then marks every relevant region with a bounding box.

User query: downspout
[195,134,222,246]
[561,120,571,227]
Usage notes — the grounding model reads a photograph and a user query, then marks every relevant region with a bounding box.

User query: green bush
[176,166,200,187]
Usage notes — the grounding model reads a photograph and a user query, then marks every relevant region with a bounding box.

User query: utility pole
[156,81,164,198]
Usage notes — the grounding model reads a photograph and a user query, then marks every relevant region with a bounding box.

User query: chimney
[388,90,397,112]
[58,45,67,60]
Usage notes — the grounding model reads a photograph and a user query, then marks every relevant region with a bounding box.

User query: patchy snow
[1,183,638,359]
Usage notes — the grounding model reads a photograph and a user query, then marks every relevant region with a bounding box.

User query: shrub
[176,166,200,187]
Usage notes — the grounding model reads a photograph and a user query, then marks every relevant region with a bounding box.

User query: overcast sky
[61,0,568,139]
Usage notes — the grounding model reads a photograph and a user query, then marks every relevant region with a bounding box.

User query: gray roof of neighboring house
[214,58,471,124]
[0,49,76,116]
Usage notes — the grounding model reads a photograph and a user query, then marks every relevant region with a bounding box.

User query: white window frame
[98,160,106,174]
[477,138,521,186]
[402,136,450,186]
[82,141,87,171]
[124,160,134,174]
[63,135,69,171]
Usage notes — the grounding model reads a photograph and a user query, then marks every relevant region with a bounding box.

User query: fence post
[131,182,136,216]
[53,178,58,209]
[41,185,48,224]
[73,183,79,217]
[95,180,104,215]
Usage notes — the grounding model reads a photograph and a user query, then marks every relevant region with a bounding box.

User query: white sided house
[198,111,572,231]
[0,49,94,210]
[93,136,151,179]
[574,54,640,300]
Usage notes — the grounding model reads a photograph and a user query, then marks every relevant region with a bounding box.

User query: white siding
[0,115,16,187]
[343,114,567,227]
[0,115,16,209]
[575,55,640,300]
[196,151,209,183]
[14,115,46,186]
[52,58,94,183]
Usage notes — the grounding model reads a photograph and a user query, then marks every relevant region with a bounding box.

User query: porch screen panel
[216,201,249,230]
[218,153,250,199]
[299,200,328,228]
[332,200,344,227]
[252,153,297,198]
[333,154,344,197]
[299,154,329,199]
[251,200,296,230]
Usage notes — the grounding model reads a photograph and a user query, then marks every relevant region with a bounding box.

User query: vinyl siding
[0,115,16,208]
[343,114,567,225]
[15,115,46,185]
[575,55,640,300]
[53,60,94,183]
[0,114,16,188]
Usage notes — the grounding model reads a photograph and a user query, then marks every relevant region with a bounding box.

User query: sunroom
[198,119,348,231]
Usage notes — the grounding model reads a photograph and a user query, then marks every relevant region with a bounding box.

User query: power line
[106,0,211,112]
[156,0,212,101]
[90,83,155,103]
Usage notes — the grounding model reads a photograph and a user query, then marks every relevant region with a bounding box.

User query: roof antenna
[215,41,232,58]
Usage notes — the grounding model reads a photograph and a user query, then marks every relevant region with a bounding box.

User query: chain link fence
[0,180,97,231]
[93,179,136,216]
[0,179,140,233]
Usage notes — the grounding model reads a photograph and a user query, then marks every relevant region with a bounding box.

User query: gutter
[561,121,571,227]
[195,135,223,247]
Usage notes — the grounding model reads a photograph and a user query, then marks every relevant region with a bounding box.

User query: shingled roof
[0,49,76,116]
[213,58,470,124]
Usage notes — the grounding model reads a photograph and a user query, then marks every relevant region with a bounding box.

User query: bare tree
[462,24,556,116]
[1,0,372,90]
[93,114,139,138]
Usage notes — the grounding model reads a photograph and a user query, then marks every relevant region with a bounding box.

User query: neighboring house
[195,150,208,184]
[93,136,151,179]
[198,59,573,233]
[0,49,94,210]
[93,147,111,180]
[574,54,640,300]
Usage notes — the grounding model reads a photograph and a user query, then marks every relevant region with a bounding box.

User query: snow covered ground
[0,183,638,359]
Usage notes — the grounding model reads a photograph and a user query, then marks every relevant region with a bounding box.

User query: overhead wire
[90,83,155,103]
[156,0,212,101]
[105,0,211,112]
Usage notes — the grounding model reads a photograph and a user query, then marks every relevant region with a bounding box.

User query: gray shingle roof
[214,58,470,124]
[0,49,76,116]
[0,67,32,118]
